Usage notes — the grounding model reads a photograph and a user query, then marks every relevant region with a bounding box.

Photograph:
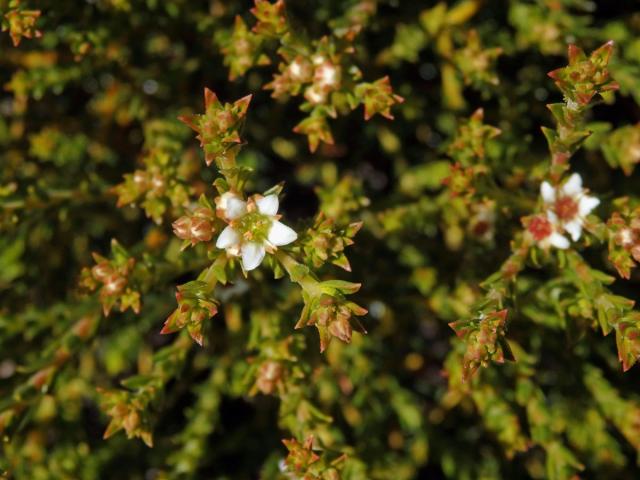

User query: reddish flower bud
[92,262,114,281]
[172,216,192,240]
[104,274,126,295]
[123,410,140,433]
[190,217,215,243]
[173,207,215,246]
[328,316,353,344]
[255,360,284,395]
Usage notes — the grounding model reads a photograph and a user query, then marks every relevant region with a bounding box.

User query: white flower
[540,173,600,242]
[289,61,302,78]
[311,54,325,65]
[304,84,326,105]
[526,214,570,250]
[314,61,340,89]
[287,58,311,82]
[617,227,635,247]
[215,193,298,271]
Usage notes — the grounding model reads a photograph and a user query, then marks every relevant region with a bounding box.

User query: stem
[275,250,322,296]
[202,255,228,291]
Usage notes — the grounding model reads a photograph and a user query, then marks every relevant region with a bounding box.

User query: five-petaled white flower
[215,192,298,271]
[540,173,600,242]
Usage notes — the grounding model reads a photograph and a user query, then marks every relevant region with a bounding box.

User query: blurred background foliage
[1,0,640,479]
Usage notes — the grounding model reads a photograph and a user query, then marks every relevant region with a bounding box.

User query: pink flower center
[528,216,552,241]
[554,196,579,221]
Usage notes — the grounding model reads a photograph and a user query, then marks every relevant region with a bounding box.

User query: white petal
[578,195,600,216]
[256,194,279,216]
[241,242,266,271]
[225,197,247,220]
[540,181,555,203]
[216,226,240,249]
[547,210,559,225]
[564,220,583,241]
[562,173,583,197]
[217,192,235,209]
[268,220,298,246]
[549,232,570,249]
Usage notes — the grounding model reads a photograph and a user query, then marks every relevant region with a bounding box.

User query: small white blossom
[319,65,337,85]
[215,193,297,271]
[566,99,580,111]
[618,227,635,247]
[540,173,600,242]
[289,61,302,78]
[314,61,340,89]
[304,84,327,105]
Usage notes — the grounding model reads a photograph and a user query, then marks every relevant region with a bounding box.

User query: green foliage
[2,1,640,479]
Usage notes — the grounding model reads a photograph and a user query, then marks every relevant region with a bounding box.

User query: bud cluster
[281,436,344,480]
[251,0,287,37]
[446,108,501,167]
[453,29,503,88]
[296,287,367,353]
[218,0,403,152]
[449,309,511,381]
[100,389,153,447]
[161,281,219,346]
[601,124,640,176]
[80,240,141,316]
[439,110,499,248]
[99,335,191,448]
[172,197,217,249]
[2,0,41,47]
[544,43,619,179]
[607,200,640,279]
[548,41,619,107]
[178,88,251,166]
[299,214,362,271]
[113,119,193,224]
[254,359,285,395]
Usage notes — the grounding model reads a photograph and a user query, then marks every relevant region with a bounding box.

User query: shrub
[2,1,640,478]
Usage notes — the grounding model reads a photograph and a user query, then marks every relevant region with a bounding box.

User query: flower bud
[328,316,353,344]
[133,170,149,188]
[150,173,165,193]
[172,216,192,240]
[104,274,126,295]
[288,58,312,82]
[304,84,327,105]
[123,410,140,433]
[92,262,114,281]
[615,227,636,248]
[173,209,216,246]
[313,61,341,89]
[190,217,215,243]
[256,360,283,395]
